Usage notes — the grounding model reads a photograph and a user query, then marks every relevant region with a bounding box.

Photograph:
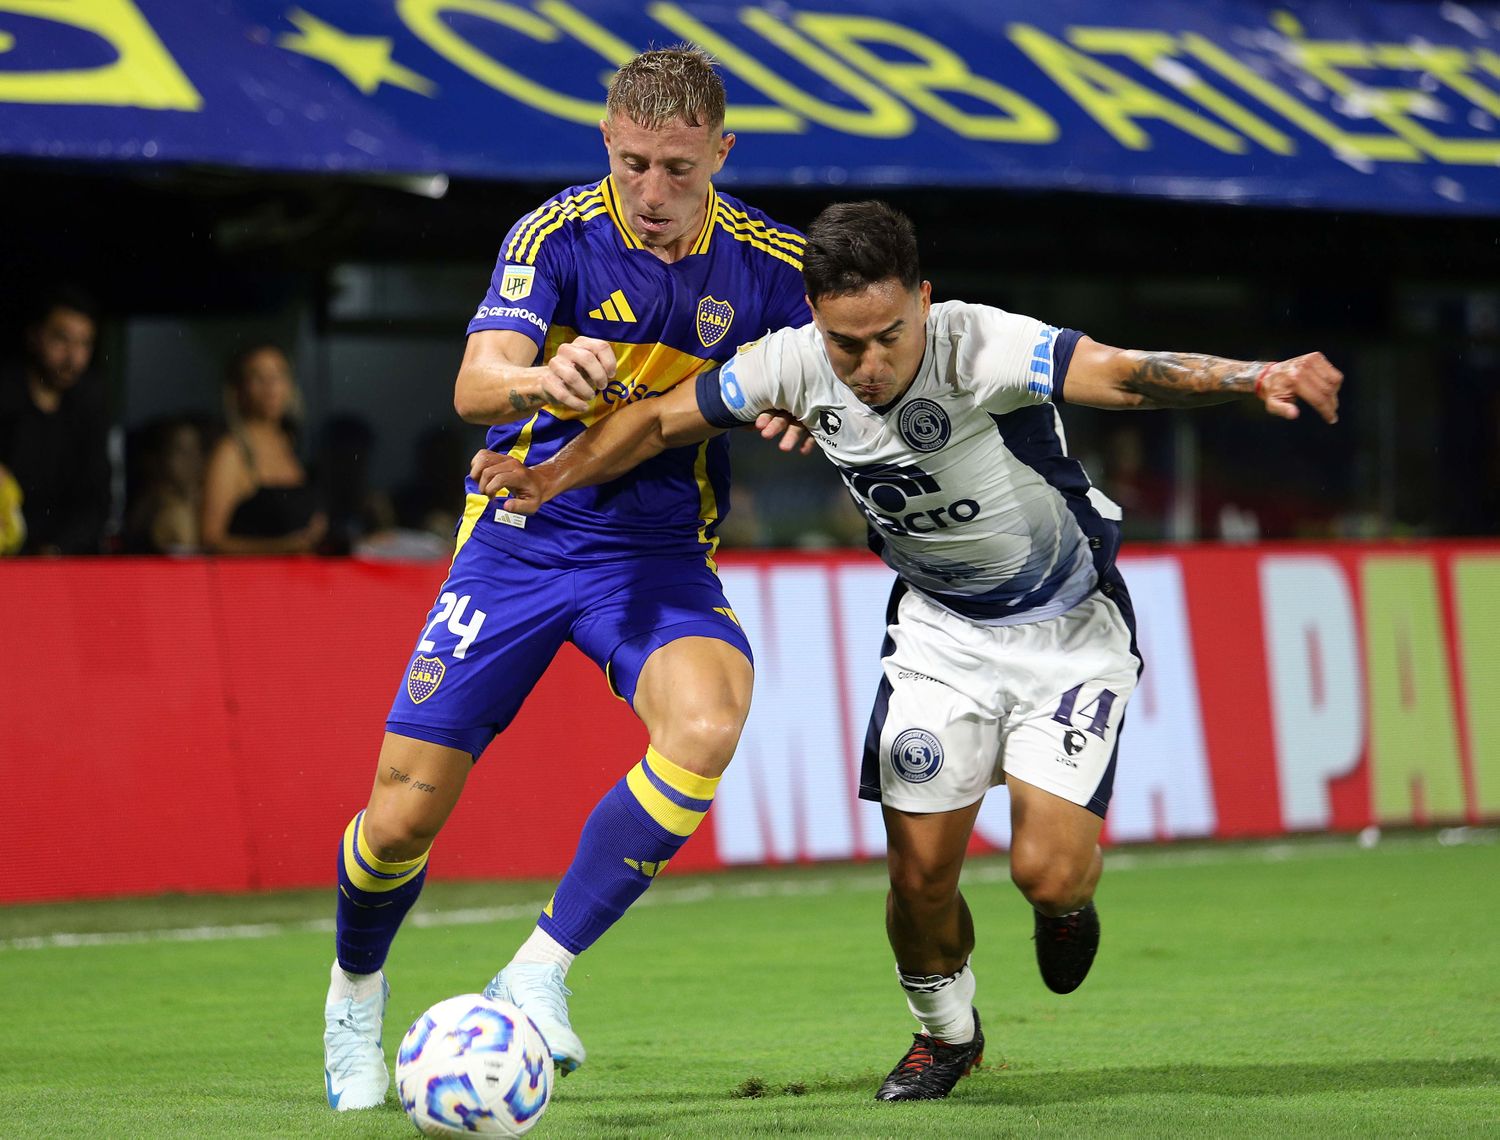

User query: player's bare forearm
[1115,351,1264,409]
[1067,337,1342,424]
[455,330,614,425]
[471,385,723,512]
[453,361,552,425]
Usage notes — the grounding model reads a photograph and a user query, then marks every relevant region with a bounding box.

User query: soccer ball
[396,994,554,1137]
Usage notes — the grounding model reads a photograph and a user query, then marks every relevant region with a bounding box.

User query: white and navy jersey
[695,300,1122,625]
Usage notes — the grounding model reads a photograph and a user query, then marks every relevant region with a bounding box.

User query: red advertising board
[2,543,1496,903]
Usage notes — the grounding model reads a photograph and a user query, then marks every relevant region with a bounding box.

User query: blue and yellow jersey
[462,177,809,566]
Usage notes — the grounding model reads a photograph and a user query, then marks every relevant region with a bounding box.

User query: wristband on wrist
[1253,361,1278,399]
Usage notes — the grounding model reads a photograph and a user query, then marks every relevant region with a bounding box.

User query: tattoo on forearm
[1122,353,1262,408]
[507,388,545,413]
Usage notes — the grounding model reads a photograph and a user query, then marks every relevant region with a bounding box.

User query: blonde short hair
[606,45,725,132]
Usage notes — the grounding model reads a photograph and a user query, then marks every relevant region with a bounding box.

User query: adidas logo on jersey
[588,289,637,322]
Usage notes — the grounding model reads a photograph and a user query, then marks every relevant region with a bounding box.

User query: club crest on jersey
[696,296,735,348]
[898,399,951,452]
[891,727,944,783]
[407,656,445,704]
[499,264,535,302]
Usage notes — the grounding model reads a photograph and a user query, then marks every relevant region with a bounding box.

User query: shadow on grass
[790,1056,1499,1104]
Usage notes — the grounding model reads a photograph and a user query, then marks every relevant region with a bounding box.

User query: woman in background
[201,343,324,554]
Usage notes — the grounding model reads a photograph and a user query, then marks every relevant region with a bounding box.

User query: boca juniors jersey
[697,300,1124,625]
[464,176,809,565]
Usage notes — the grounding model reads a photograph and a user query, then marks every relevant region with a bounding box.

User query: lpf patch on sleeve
[500,264,536,301]
[407,656,446,703]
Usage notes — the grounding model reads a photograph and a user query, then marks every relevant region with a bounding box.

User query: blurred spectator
[123,417,204,554]
[392,423,472,540]
[201,343,325,554]
[0,462,24,555]
[1098,423,1172,542]
[316,413,395,555]
[0,287,110,554]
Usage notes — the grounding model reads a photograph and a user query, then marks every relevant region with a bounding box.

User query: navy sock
[333,810,429,975]
[538,748,718,953]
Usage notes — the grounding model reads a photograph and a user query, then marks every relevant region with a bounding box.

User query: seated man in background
[0,287,110,555]
[472,199,1343,1102]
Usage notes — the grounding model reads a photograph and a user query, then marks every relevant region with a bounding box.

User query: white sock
[897,961,977,1044]
[330,960,383,1001]
[509,927,576,975]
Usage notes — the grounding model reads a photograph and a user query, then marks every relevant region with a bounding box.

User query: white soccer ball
[396,994,554,1137]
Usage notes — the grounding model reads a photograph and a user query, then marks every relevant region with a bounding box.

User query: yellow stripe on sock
[342,814,430,894]
[646,746,721,800]
[624,747,720,838]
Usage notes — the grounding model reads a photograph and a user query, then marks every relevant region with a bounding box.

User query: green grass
[2,833,1497,1137]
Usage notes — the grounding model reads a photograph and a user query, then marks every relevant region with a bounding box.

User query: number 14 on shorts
[417,591,488,659]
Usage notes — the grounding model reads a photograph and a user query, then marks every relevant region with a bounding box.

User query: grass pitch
[2,832,1497,1137]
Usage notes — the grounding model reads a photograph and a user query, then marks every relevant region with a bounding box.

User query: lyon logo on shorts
[891,727,944,783]
[407,655,445,704]
[696,296,735,348]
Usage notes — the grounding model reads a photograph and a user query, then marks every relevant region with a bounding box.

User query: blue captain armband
[696,359,755,429]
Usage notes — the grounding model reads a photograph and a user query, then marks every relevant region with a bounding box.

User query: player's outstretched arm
[454,330,617,425]
[1063,337,1342,424]
[469,381,724,513]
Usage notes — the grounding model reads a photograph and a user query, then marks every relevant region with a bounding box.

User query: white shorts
[859,577,1141,816]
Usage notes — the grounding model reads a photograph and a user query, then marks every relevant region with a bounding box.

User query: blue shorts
[385,535,752,759]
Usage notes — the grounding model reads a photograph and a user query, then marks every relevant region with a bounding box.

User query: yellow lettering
[644,3,808,133]
[532,0,634,66]
[1277,14,1500,164]
[1363,557,1466,825]
[397,0,602,124]
[740,6,916,137]
[0,0,200,110]
[1453,556,1500,816]
[1067,27,1295,154]
[1182,32,1420,162]
[1367,44,1500,164]
[542,0,798,133]
[1009,24,1245,152]
[796,14,1056,143]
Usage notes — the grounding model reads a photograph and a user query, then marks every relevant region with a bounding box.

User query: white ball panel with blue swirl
[395,994,554,1136]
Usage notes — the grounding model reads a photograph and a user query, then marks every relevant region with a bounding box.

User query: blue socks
[539,747,719,953]
[334,810,430,975]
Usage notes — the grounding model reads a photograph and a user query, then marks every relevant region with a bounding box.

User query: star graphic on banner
[277,8,436,97]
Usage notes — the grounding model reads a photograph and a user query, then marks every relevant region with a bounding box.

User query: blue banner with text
[4,0,1500,213]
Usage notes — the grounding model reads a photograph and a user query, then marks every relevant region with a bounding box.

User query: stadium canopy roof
[4,0,1500,215]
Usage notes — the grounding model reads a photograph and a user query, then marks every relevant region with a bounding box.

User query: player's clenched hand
[542,336,616,412]
[469,449,549,514]
[753,409,816,455]
[1258,352,1342,424]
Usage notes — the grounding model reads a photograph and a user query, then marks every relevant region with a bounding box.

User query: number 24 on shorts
[417,591,488,659]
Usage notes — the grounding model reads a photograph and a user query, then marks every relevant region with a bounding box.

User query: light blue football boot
[323,962,390,1110]
[485,962,587,1074]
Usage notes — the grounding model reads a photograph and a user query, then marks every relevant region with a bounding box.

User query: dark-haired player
[471,199,1342,1102]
